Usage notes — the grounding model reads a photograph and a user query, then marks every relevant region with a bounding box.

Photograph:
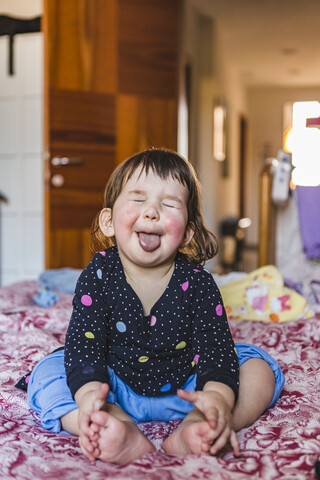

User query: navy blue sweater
[65,247,239,399]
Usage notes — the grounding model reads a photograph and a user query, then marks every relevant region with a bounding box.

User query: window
[284,101,320,186]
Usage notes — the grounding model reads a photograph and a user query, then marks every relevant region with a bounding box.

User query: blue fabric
[235,343,285,408]
[28,351,79,433]
[28,344,285,433]
[33,285,59,308]
[39,268,81,295]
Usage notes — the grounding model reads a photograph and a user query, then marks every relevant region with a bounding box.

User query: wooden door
[43,0,180,269]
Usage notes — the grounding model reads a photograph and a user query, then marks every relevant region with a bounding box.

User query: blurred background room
[1,0,320,286]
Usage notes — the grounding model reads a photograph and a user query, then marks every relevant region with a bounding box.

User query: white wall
[0,0,43,285]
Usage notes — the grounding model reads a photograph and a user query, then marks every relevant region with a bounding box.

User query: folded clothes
[220,265,313,323]
[38,268,81,295]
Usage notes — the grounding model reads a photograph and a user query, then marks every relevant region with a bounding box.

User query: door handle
[51,156,84,166]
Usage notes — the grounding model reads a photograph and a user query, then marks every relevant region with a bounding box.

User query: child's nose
[143,202,160,220]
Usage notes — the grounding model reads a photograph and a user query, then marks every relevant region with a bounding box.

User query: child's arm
[65,253,111,400]
[177,381,240,456]
[74,381,109,460]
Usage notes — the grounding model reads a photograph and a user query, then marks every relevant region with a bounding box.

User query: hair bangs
[124,149,191,190]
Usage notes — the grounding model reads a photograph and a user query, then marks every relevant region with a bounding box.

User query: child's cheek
[165,215,187,241]
[124,205,139,224]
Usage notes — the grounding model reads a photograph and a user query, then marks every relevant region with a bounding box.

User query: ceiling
[196,0,320,87]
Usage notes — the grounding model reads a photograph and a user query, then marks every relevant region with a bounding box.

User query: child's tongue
[138,233,161,252]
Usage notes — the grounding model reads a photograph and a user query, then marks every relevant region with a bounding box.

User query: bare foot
[163,419,214,456]
[89,410,155,464]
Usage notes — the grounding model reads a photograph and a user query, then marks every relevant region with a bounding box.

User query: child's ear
[99,208,114,237]
[180,225,194,247]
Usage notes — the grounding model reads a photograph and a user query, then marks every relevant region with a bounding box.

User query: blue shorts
[27,344,285,433]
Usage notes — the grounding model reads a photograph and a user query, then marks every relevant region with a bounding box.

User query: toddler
[28,148,284,464]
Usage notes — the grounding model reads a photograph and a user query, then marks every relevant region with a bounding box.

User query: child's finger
[177,388,198,404]
[79,435,96,460]
[178,389,220,429]
[97,383,109,400]
[203,405,220,429]
[229,430,240,457]
[209,426,240,457]
[93,383,109,411]
[178,389,216,420]
[79,412,91,435]
[209,425,231,455]
[80,428,101,460]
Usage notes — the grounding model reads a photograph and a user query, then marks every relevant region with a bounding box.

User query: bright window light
[289,101,320,186]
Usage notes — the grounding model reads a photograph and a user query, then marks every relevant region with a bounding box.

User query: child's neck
[122,260,175,316]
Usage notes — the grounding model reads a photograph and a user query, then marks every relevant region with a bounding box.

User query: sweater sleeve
[64,252,110,398]
[191,272,239,400]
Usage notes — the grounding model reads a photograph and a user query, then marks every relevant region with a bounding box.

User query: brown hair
[90,148,218,265]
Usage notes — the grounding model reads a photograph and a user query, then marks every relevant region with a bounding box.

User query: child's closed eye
[162,202,176,208]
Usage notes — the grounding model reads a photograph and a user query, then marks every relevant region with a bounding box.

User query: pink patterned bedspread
[0,281,319,480]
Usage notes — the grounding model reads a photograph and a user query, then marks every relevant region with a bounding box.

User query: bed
[0,273,319,480]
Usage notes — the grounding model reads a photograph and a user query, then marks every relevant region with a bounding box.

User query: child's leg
[28,351,155,464]
[232,357,275,431]
[163,356,278,456]
[60,409,79,435]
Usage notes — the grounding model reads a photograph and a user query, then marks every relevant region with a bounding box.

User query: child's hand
[75,382,110,460]
[177,388,240,456]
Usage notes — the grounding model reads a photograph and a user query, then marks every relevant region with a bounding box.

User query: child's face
[100,168,194,268]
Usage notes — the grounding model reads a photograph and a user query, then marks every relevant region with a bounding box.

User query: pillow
[219,265,312,322]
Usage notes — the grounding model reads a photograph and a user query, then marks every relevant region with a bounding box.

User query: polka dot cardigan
[64,247,239,399]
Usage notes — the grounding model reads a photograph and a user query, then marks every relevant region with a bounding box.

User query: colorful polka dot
[99,251,106,256]
[116,321,126,333]
[25,375,30,384]
[193,354,200,364]
[182,281,189,291]
[96,268,102,279]
[160,383,171,392]
[175,341,186,350]
[138,356,149,363]
[85,331,95,339]
[150,315,157,326]
[81,295,92,306]
[216,304,223,316]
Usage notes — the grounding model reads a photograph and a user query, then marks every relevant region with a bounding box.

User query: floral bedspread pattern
[0,281,319,480]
